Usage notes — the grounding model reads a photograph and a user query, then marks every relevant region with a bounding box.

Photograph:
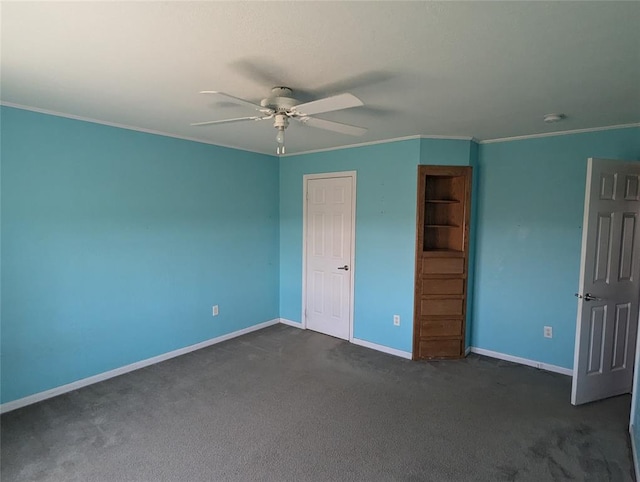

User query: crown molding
[480,123,640,144]
[4,102,634,153]
[280,134,477,157]
[279,135,421,157]
[1,103,474,157]
[0,102,275,157]
[420,134,478,142]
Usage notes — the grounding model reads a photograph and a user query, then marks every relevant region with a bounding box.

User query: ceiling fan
[192,87,367,154]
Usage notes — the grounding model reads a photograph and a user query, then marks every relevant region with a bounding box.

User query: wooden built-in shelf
[414,165,472,360]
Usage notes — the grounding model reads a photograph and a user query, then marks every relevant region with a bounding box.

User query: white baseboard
[278,319,411,359]
[351,338,412,360]
[469,347,573,376]
[631,424,639,481]
[465,346,471,356]
[0,319,280,414]
[279,318,303,328]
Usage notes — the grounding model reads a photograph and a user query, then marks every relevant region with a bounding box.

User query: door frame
[301,171,357,341]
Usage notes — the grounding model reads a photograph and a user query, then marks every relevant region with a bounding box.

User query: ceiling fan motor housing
[260,86,298,112]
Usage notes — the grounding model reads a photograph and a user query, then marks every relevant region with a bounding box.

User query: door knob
[575,293,602,302]
[337,265,349,271]
[583,293,602,302]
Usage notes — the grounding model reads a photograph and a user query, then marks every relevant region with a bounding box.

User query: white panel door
[305,175,354,340]
[572,158,640,405]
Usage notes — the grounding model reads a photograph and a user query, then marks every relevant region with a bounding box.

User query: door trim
[301,171,357,341]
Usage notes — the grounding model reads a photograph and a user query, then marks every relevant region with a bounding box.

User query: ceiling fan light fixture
[276,126,285,154]
[274,113,289,155]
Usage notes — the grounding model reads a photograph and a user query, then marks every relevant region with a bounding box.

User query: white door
[304,174,355,340]
[572,158,640,405]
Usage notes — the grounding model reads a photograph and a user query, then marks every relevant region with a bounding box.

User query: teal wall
[420,137,474,167]
[472,127,640,369]
[279,138,474,353]
[0,107,280,403]
[2,103,638,408]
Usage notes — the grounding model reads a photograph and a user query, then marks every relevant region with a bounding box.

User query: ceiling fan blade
[191,116,264,127]
[292,93,363,116]
[200,91,271,113]
[298,117,367,136]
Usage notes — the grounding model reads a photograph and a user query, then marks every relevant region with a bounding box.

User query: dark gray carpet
[0,324,634,481]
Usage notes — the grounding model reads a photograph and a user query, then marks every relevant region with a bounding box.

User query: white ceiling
[2,1,639,155]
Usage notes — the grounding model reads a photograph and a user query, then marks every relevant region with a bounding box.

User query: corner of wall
[466,141,480,347]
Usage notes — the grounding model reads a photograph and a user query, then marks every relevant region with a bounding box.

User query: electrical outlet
[544,326,552,338]
[393,315,400,326]
[212,305,219,316]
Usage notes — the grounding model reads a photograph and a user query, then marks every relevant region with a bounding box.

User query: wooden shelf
[422,249,464,258]
[422,174,465,252]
